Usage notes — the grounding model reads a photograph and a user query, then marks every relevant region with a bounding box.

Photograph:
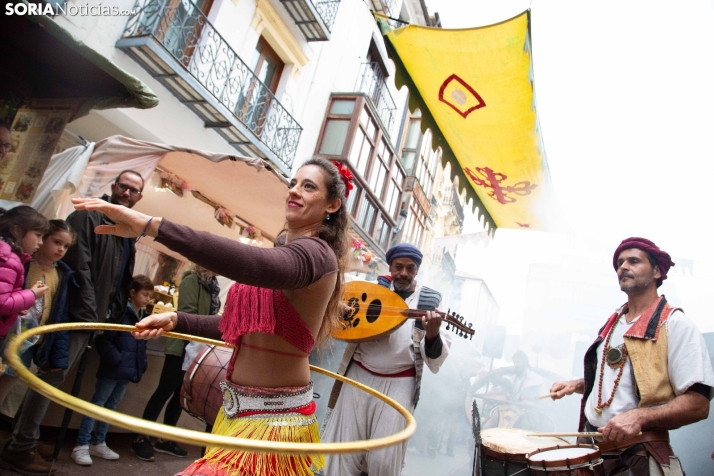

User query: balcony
[451,185,464,229]
[368,0,397,16]
[365,0,406,28]
[117,0,302,175]
[280,0,341,41]
[357,62,397,137]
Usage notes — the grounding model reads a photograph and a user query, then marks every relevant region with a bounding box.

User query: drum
[527,445,604,475]
[480,428,568,476]
[181,345,233,425]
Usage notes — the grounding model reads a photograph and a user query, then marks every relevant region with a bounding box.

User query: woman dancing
[73,157,351,476]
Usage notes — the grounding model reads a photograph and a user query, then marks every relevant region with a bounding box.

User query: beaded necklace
[594,314,629,415]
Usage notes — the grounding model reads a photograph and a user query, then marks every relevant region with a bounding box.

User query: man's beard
[393,279,412,291]
[111,195,133,208]
[619,271,655,294]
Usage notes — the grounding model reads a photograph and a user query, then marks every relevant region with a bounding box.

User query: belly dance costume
[178,283,321,476]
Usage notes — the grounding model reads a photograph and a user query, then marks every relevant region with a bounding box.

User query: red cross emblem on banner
[465,167,538,205]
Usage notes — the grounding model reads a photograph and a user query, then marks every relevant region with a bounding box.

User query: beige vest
[623,300,679,407]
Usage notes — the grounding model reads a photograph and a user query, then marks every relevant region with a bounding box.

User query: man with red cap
[322,243,452,476]
[550,238,714,475]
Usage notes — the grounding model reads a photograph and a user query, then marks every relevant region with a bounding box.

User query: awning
[41,136,288,245]
[0,13,158,120]
[379,11,568,233]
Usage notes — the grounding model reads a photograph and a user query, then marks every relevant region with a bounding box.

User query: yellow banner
[386,12,568,232]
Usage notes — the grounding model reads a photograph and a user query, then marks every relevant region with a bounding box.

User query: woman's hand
[132,312,177,340]
[30,282,48,298]
[71,198,162,239]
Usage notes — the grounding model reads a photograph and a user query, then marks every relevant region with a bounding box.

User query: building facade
[53,0,470,263]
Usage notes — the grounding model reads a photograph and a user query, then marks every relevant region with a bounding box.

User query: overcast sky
[420,0,714,331]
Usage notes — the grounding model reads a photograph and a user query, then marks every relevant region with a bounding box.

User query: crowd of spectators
[0,163,218,475]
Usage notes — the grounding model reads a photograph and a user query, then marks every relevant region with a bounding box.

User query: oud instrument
[332,281,474,343]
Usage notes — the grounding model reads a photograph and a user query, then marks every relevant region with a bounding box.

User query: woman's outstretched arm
[72,199,338,290]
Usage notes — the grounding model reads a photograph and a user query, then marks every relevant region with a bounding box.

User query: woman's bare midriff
[230,334,311,387]
[227,274,336,388]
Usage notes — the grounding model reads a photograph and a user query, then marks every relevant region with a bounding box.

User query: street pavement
[0,425,201,476]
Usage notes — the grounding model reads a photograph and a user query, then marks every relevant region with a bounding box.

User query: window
[384,159,404,219]
[318,99,356,156]
[399,110,422,174]
[368,138,390,199]
[315,95,406,253]
[414,129,438,198]
[394,107,436,248]
[405,200,426,248]
[155,0,214,65]
[346,182,361,216]
[356,198,377,234]
[349,109,377,176]
[374,215,392,250]
[250,37,284,94]
[236,36,285,133]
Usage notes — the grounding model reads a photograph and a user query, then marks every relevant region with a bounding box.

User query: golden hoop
[5,323,416,455]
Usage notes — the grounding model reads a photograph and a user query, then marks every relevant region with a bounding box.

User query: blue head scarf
[385,243,423,268]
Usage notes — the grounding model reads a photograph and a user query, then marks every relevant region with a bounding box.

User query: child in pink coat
[0,206,49,375]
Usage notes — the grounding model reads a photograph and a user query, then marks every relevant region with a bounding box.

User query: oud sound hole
[366,299,382,323]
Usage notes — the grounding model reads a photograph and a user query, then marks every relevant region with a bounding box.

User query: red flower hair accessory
[333,161,354,198]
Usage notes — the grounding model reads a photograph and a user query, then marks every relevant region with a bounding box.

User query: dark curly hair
[0,206,50,256]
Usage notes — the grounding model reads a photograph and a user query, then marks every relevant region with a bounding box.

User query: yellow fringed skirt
[177,382,323,476]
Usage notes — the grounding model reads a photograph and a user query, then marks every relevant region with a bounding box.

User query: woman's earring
[326,214,331,221]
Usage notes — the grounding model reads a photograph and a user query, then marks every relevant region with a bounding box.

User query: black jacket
[24,260,78,370]
[95,303,148,382]
[63,195,135,323]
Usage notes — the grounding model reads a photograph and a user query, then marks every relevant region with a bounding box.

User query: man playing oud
[550,237,714,475]
[322,243,452,476]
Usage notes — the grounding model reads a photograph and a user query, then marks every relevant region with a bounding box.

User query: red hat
[613,237,674,283]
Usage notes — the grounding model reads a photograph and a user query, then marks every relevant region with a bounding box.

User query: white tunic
[585,310,714,428]
[322,284,451,476]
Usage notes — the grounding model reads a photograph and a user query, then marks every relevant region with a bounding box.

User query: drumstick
[527,431,643,438]
[535,392,557,399]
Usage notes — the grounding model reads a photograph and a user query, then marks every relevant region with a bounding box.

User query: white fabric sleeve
[666,310,714,398]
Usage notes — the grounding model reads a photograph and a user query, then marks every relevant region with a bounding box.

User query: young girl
[0,206,49,402]
[24,220,77,374]
[72,275,152,466]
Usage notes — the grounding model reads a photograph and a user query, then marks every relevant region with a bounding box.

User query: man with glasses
[0,121,12,162]
[322,243,452,476]
[0,171,144,475]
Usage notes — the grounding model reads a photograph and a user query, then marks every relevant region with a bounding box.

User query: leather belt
[595,430,669,453]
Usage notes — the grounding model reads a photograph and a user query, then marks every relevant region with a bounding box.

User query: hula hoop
[4,323,416,455]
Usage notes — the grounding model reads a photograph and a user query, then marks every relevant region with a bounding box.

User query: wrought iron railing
[314,0,341,31]
[367,0,397,17]
[121,0,302,170]
[358,62,396,135]
[364,0,404,28]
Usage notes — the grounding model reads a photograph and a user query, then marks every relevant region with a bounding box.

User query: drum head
[481,428,568,456]
[527,445,601,469]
